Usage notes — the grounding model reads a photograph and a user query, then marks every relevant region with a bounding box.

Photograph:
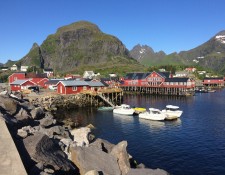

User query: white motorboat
[139,108,167,121]
[162,105,183,120]
[113,104,135,115]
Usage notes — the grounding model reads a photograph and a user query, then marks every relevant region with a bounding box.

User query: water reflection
[138,119,165,130]
[138,118,182,130]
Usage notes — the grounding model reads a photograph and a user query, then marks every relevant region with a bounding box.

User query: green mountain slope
[18,21,143,75]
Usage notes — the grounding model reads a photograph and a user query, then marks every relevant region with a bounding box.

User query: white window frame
[72,87,77,91]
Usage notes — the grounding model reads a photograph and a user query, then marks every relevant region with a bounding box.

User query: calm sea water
[56,88,225,175]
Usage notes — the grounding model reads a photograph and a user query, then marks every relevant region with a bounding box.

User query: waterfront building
[56,80,105,95]
[120,71,195,96]
[203,77,224,88]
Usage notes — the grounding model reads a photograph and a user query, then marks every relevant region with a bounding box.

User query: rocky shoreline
[0,92,169,175]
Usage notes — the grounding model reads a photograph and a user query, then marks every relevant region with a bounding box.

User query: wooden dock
[81,88,123,107]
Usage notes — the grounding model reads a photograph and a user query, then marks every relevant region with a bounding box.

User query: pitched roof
[60,80,88,87]
[59,80,105,87]
[25,72,48,78]
[86,81,105,87]
[124,72,151,80]
[45,79,63,85]
[157,71,170,78]
[203,77,223,80]
[10,79,35,85]
[165,78,189,82]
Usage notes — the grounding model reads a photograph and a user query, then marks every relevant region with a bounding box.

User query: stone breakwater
[28,93,102,111]
[0,93,169,175]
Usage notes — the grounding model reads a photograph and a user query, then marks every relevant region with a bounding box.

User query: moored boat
[139,108,167,121]
[113,104,135,115]
[162,105,183,120]
[97,106,114,111]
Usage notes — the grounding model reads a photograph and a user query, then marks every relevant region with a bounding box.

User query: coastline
[0,92,169,175]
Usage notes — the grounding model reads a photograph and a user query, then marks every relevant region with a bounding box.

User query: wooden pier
[121,86,194,96]
[81,88,123,107]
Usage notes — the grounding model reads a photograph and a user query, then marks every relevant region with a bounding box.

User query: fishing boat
[139,108,167,121]
[113,104,135,115]
[161,105,183,120]
[97,106,114,111]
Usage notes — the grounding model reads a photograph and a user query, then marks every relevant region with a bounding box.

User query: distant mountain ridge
[130,31,225,74]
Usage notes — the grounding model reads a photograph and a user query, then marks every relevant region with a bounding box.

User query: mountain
[129,44,186,66]
[17,21,143,75]
[4,60,17,67]
[130,31,225,75]
[178,30,225,74]
[130,44,166,65]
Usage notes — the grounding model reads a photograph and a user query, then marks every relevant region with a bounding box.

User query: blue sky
[1,0,225,63]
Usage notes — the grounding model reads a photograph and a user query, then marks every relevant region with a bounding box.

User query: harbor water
[56,88,225,175]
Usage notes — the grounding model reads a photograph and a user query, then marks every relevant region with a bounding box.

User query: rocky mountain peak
[56,21,101,34]
[215,31,225,44]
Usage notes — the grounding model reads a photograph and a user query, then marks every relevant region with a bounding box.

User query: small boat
[97,106,114,111]
[207,88,216,93]
[113,104,135,115]
[139,108,167,121]
[162,105,183,120]
[133,107,146,114]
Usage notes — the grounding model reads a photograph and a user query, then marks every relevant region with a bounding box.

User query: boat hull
[98,107,114,111]
[113,109,134,115]
[139,112,166,121]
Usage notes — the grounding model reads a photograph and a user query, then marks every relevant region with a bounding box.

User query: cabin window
[72,87,77,91]
[83,86,87,90]
[14,77,17,81]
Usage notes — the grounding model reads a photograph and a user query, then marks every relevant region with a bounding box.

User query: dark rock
[110,141,130,175]
[29,162,44,175]
[39,114,56,128]
[0,95,18,115]
[89,138,115,153]
[23,132,76,173]
[39,125,70,139]
[30,107,45,119]
[14,107,32,122]
[70,146,121,175]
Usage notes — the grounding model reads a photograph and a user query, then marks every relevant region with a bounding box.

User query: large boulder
[110,141,130,175]
[70,127,91,147]
[14,107,32,123]
[39,113,56,128]
[30,107,45,119]
[89,138,115,153]
[23,132,76,173]
[70,146,121,175]
[0,95,18,115]
[39,125,70,139]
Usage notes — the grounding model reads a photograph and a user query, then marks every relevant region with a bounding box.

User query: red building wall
[32,78,48,88]
[8,73,26,84]
[203,79,224,85]
[57,82,87,94]
[10,80,36,91]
